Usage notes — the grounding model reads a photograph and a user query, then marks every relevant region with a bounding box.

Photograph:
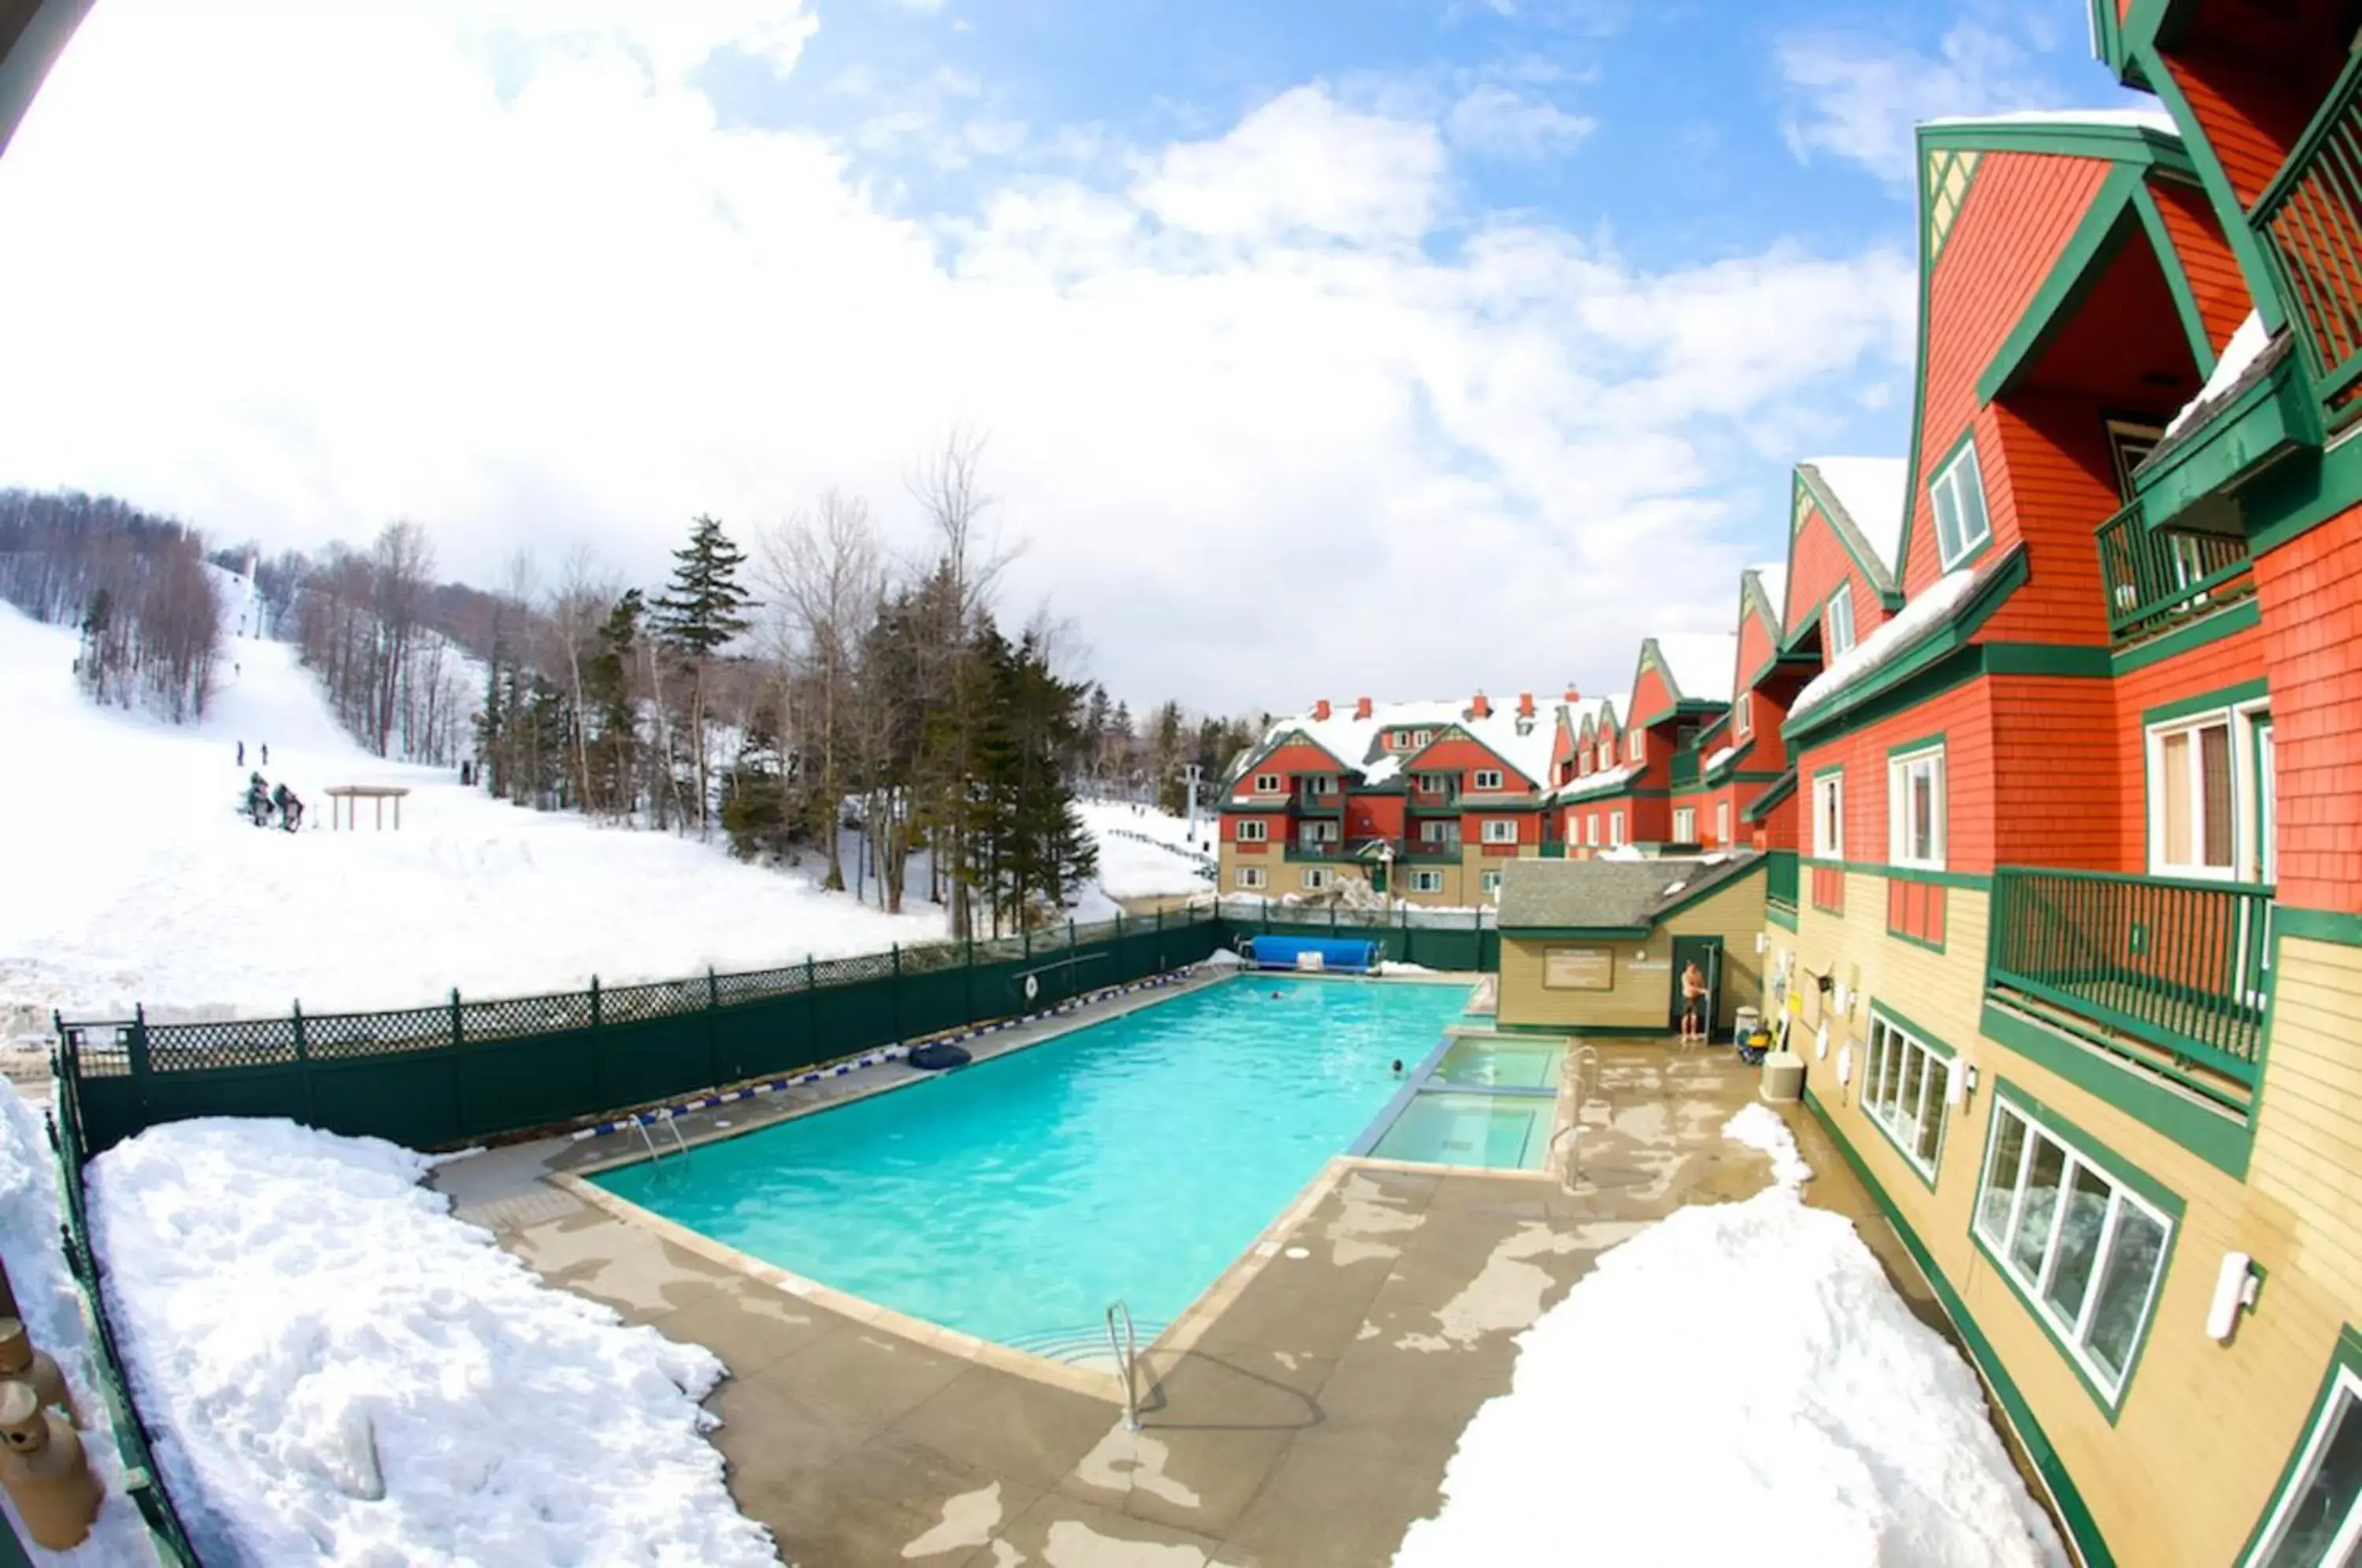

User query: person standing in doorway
[1680,960,1709,1042]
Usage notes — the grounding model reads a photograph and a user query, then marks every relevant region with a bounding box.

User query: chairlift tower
[1182,763,1204,841]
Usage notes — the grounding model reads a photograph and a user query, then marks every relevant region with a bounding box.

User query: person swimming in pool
[1390,1059,1404,1076]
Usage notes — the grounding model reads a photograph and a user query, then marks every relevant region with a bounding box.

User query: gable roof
[1635,633,1739,718]
[1497,852,1764,932]
[1745,563,1788,642]
[1235,695,1571,789]
[1795,458,1907,604]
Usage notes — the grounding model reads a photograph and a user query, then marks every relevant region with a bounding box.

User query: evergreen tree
[720,690,794,861]
[649,515,753,830]
[583,589,643,817]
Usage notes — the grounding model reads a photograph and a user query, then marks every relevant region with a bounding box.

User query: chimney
[1470,690,1491,719]
[1354,696,1372,720]
[1313,698,1331,721]
[1564,686,1581,706]
[1517,691,1535,719]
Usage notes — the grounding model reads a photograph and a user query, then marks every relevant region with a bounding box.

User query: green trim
[1971,1078,2186,1421]
[1795,466,1905,603]
[1918,116,2196,177]
[1885,730,1948,760]
[1929,425,1997,575]
[1977,1000,2253,1178]
[1766,904,1798,932]
[2131,181,2219,381]
[1782,547,2033,746]
[2140,677,2270,727]
[1869,997,1959,1061]
[2244,413,2362,556]
[1806,856,1992,891]
[1890,924,1948,956]
[1742,767,1798,823]
[1984,644,2117,677]
[1979,166,2147,405]
[1499,925,1651,940]
[2116,33,2282,337]
[2274,905,2362,946]
[2137,344,2319,531]
[1812,762,1845,779]
[2234,1324,2362,1565]
[1649,858,1766,923]
[1858,1003,1955,1189]
[2109,598,2259,674]
[1802,1087,2116,1567]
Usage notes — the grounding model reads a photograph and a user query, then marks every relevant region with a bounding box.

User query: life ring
[1024,974,1039,1002]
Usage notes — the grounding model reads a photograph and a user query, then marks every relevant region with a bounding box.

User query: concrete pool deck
[433,1010,1982,1568]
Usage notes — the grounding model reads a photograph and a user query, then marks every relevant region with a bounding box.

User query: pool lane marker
[572,968,1200,1141]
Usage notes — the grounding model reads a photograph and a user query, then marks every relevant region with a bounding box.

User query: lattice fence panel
[809,950,896,988]
[143,1017,302,1071]
[305,1006,455,1060]
[713,965,808,1005]
[598,978,706,1026]
[455,991,594,1044]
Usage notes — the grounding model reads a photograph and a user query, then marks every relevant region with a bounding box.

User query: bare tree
[759,490,884,890]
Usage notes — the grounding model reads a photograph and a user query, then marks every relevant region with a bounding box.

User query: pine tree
[650,516,753,831]
[583,589,643,818]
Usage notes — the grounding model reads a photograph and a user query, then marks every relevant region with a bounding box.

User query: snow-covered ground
[84,1115,776,1567]
[0,603,946,1030]
[0,1082,163,1565]
[1072,799,1216,903]
[1395,1105,2067,1568]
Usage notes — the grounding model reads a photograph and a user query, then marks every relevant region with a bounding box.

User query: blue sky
[0,0,2142,712]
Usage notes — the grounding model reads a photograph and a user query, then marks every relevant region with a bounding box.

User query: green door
[1669,934,1724,1037]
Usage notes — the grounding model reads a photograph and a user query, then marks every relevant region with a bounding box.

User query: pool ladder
[635,1112,691,1163]
[1105,1300,1142,1431]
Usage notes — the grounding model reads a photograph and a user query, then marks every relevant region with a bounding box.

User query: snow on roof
[1703,744,1739,778]
[1653,632,1738,707]
[1253,693,1573,787]
[1746,564,1788,638]
[1553,762,1642,803]
[1790,567,1984,720]
[2164,309,2273,441]
[1921,107,2180,136]
[1805,458,1908,579]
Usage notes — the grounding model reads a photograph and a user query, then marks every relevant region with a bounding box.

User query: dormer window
[1473,769,1503,791]
[1627,730,1643,764]
[1253,773,1282,793]
[1826,591,1857,659]
[1734,697,1752,739]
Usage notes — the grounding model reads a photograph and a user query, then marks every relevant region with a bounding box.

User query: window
[2248,1366,2362,1566]
[1473,769,1504,791]
[1301,867,1332,889]
[1812,771,1844,860]
[1930,439,1993,568]
[1420,820,1454,844]
[1974,1100,2174,1403]
[1716,801,1732,845]
[1235,819,1268,843]
[1411,869,1445,893]
[1627,730,1644,764]
[1826,591,1857,659]
[1253,772,1282,794]
[1887,747,1946,870]
[1610,811,1625,848]
[1586,814,1599,846]
[1481,819,1517,845]
[1236,866,1266,889]
[1414,730,1434,746]
[1305,774,1335,797]
[2147,704,2271,880]
[1300,820,1338,846]
[1480,870,1503,899]
[1734,697,1751,739]
[1863,1015,1950,1178]
[1672,807,1697,842]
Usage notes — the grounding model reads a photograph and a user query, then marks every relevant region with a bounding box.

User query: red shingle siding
[1975,394,2117,647]
[1787,505,1887,643]
[1346,795,1405,841]
[2254,507,2362,910]
[2164,50,2294,210]
[2106,616,2268,871]
[1411,735,1529,790]
[1905,154,2112,595]
[1796,681,1996,872]
[1232,740,1346,795]
[1990,674,2121,871]
[2149,176,2260,351]
[1627,664,1677,733]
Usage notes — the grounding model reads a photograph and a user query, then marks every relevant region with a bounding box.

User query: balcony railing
[1290,839,1348,859]
[2253,49,2362,420]
[1987,867,2273,1104]
[1405,836,1463,860]
[1765,849,1798,911]
[1669,749,1701,789]
[2094,501,2253,641]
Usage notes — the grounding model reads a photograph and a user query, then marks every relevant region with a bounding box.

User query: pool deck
[435,997,1971,1568]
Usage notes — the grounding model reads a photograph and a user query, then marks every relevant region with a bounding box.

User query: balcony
[2253,50,2362,424]
[1764,849,1798,913]
[1407,790,1461,814]
[1669,747,1701,789]
[1987,867,2273,1109]
[1405,837,1463,860]
[1292,790,1344,815]
[1289,838,1349,860]
[2094,500,2253,642]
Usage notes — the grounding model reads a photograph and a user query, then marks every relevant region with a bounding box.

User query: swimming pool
[594,975,1471,1348]
[1431,1035,1567,1090]
[1368,1091,1553,1170]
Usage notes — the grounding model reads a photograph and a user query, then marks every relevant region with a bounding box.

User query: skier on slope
[243,773,272,828]
[272,782,304,834]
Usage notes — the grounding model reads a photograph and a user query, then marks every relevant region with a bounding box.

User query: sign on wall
[1543,946,1614,990]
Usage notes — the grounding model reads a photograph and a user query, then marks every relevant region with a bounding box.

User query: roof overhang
[0,0,91,161]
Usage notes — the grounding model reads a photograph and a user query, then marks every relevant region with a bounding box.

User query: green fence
[57,907,1230,1156]
[1217,897,1500,973]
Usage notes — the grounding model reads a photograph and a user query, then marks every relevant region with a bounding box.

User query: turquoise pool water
[1368,1092,1552,1170]
[1432,1036,1567,1090]
[595,975,1471,1346]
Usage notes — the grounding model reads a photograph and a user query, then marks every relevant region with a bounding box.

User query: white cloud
[0,2,1910,713]
[1775,13,2088,185]
[1445,84,1595,159]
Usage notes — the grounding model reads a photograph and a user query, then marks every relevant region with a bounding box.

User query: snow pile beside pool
[1395,1108,2065,1568]
[0,1081,161,1565]
[86,1119,777,1568]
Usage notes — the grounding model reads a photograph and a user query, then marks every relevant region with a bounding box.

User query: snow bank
[1395,1109,2064,1568]
[1790,568,1982,720]
[86,1119,775,1568]
[0,606,942,1026]
[0,1082,161,1565]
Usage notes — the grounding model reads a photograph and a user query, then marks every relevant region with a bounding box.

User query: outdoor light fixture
[1946,1061,1971,1108]
[1835,1044,1852,1085]
[2208,1252,2261,1342]
[1816,1023,1830,1059]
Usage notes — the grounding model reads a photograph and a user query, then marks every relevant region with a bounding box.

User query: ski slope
[0,601,946,1033]
[1074,799,1217,902]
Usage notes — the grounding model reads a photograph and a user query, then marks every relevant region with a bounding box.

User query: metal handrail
[1106,1300,1142,1431]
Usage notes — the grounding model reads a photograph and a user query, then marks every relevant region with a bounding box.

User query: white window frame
[1825,590,1857,658]
[1480,870,1503,899]
[1304,773,1335,797]
[1672,807,1697,842]
[1419,819,1454,845]
[1716,801,1732,845]
[1413,730,1434,746]
[1930,438,1994,569]
[1473,768,1504,791]
[1410,868,1445,893]
[1862,1013,1951,1178]
[1301,867,1332,889]
[1480,818,1517,845]
[1627,730,1643,764]
[1609,810,1625,848]
[1300,819,1338,846]
[1887,745,1946,871]
[1253,772,1282,794]
[1812,771,1844,860]
[1235,819,1268,843]
[1586,814,1599,847]
[1235,866,1266,889]
[1734,696,1751,739]
[1972,1100,2175,1405]
[2145,699,2271,882]
[2245,1365,2362,1566]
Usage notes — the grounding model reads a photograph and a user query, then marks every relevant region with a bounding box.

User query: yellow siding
[1498,874,1763,1032]
[1768,880,2362,1567]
